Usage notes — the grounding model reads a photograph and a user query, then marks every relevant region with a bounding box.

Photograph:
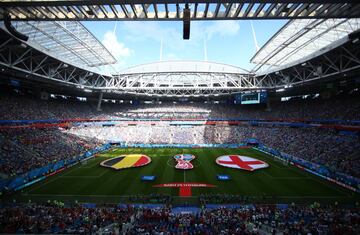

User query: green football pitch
[10,147,360,205]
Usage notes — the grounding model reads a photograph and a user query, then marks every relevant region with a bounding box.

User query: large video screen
[241,93,261,104]
[234,91,267,105]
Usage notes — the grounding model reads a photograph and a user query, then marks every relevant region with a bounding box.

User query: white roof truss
[251,18,360,73]
[7,21,117,67]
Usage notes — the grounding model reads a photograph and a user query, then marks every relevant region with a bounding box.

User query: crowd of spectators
[0,128,101,177]
[199,194,266,204]
[0,203,359,234]
[1,87,359,121]
[0,89,98,120]
[0,87,359,181]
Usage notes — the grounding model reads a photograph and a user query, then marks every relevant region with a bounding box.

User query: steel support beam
[1,1,359,21]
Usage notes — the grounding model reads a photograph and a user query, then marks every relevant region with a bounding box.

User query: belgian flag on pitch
[100,154,151,170]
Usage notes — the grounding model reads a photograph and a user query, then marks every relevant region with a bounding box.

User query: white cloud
[204,21,240,40]
[122,21,188,51]
[102,31,131,59]
[99,20,241,67]
[101,30,132,73]
[121,21,240,48]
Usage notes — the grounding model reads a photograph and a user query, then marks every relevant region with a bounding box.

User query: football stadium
[0,1,360,234]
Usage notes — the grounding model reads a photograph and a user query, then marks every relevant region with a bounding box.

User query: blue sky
[82,20,286,72]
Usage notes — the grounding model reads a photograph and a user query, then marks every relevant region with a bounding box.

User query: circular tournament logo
[174,154,196,170]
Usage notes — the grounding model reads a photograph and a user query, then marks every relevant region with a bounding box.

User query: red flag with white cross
[216,155,269,171]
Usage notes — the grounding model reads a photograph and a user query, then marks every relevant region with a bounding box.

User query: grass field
[10,147,360,205]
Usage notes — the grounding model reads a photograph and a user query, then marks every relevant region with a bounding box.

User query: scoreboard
[234,91,267,105]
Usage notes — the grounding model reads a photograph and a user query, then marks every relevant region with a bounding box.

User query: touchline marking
[27,164,79,193]
[79,159,100,169]
[27,158,102,193]
[254,148,349,194]
[61,169,108,179]
[308,175,351,196]
[261,170,309,179]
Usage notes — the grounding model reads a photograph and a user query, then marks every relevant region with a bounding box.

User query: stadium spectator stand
[0,128,100,176]
[1,87,360,121]
[0,86,359,235]
[0,203,359,234]
[0,87,359,181]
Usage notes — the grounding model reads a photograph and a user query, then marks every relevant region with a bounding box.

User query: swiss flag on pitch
[216,155,269,171]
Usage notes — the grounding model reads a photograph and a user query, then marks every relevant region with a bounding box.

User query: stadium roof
[119,61,249,75]
[108,61,254,97]
[251,18,360,73]
[1,1,360,21]
[3,21,116,68]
